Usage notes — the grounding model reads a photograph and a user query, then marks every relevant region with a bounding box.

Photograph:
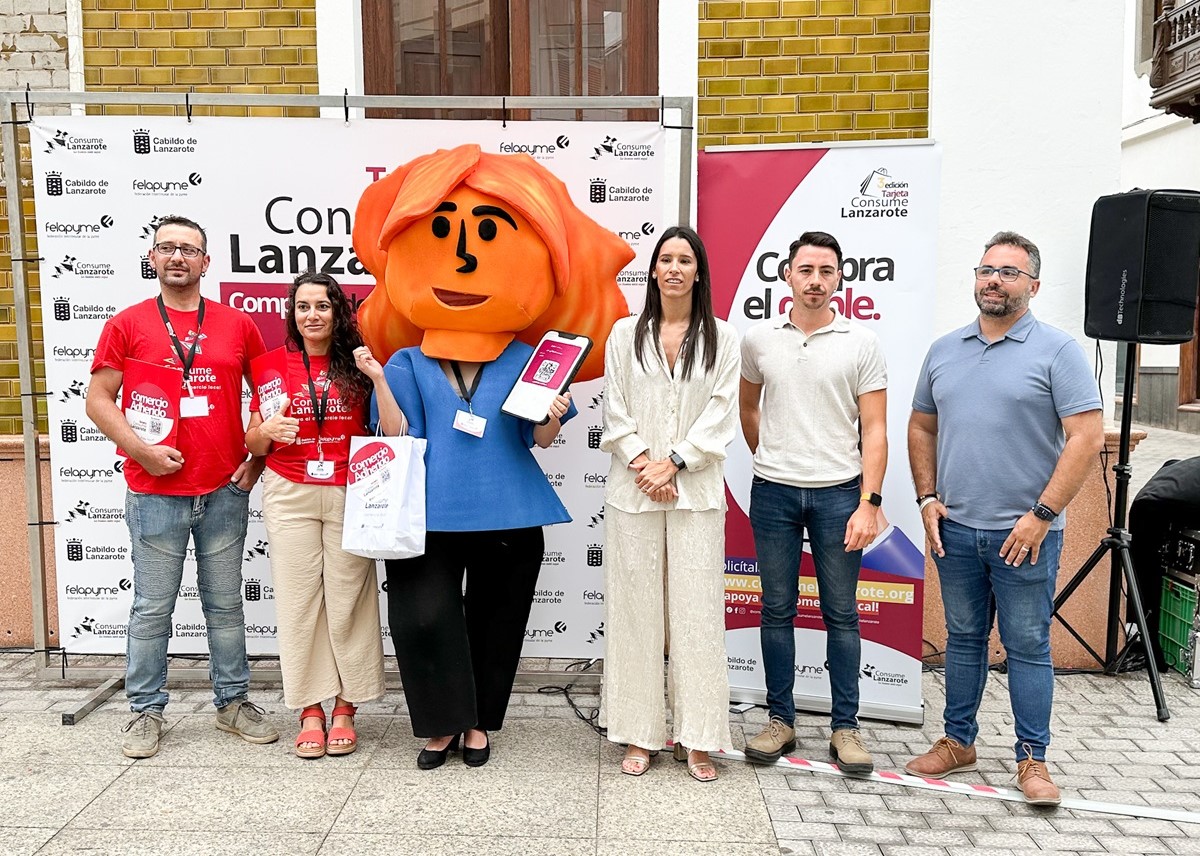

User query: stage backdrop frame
[1,91,693,710]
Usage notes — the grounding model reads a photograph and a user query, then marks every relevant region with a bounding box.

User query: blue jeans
[750,476,864,731]
[125,484,252,713]
[935,518,1063,761]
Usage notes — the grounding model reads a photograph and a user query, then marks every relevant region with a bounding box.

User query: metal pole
[2,93,52,669]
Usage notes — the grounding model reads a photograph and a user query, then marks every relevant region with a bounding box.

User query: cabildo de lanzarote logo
[588,176,653,205]
[589,135,655,161]
[44,171,109,197]
[50,255,115,280]
[496,135,568,161]
[53,297,118,322]
[58,419,108,445]
[42,214,114,239]
[44,129,108,155]
[133,129,198,155]
[131,172,203,197]
[64,537,128,562]
[843,166,911,219]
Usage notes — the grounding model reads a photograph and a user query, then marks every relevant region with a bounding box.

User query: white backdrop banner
[699,142,942,724]
[30,116,668,657]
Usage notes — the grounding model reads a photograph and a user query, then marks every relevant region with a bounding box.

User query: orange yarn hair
[352,144,633,382]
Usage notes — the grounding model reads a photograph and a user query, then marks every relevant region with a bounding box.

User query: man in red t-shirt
[87,215,279,758]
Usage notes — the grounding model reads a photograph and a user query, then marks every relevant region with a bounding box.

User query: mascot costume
[351,143,632,765]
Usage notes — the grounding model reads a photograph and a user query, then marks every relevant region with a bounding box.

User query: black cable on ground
[537,659,606,737]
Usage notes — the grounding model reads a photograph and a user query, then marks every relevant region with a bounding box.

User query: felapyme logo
[861,662,908,686]
[582,587,604,606]
[616,222,656,246]
[582,472,606,489]
[843,166,910,220]
[497,135,568,160]
[57,462,117,484]
[244,540,269,562]
[245,622,277,638]
[57,379,87,404]
[44,129,108,155]
[63,500,125,523]
[42,214,115,240]
[795,660,828,679]
[52,344,98,363]
[44,171,109,197]
[586,620,605,644]
[524,620,568,642]
[50,255,116,280]
[589,135,655,161]
[52,296,118,321]
[587,176,653,205]
[132,129,198,155]
[131,172,203,196]
[64,577,132,600]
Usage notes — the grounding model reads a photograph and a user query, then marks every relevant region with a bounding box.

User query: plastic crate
[1159,575,1198,675]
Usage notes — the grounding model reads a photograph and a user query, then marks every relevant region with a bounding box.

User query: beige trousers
[599,505,732,752]
[262,470,385,709]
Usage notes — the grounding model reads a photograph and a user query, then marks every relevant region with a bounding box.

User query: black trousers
[386,526,544,737]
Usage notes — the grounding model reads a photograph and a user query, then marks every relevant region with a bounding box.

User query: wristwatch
[1031,502,1058,522]
[860,491,883,507]
[669,451,687,470]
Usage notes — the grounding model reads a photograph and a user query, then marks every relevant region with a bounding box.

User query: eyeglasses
[974,265,1034,283]
[153,242,204,259]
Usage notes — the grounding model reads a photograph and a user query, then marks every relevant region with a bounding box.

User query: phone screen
[520,339,584,389]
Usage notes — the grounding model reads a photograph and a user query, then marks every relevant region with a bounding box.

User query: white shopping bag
[342,435,427,560]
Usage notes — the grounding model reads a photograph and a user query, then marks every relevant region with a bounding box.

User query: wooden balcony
[1151,0,1200,121]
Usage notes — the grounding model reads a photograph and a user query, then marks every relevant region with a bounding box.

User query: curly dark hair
[285,271,372,406]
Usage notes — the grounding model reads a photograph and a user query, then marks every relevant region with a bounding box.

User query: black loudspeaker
[1084,189,1200,344]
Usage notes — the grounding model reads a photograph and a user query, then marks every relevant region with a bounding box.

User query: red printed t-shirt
[91,297,266,496]
[249,349,368,486]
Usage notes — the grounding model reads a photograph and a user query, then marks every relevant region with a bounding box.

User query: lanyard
[450,361,484,414]
[301,350,331,452]
[156,295,204,387]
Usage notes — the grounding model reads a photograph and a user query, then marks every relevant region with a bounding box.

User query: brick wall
[698,0,930,147]
[0,0,320,435]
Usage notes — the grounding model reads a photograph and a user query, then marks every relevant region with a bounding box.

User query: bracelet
[918,495,940,512]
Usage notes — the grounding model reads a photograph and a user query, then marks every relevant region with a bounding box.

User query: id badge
[180,396,208,418]
[453,409,487,438]
[306,459,334,480]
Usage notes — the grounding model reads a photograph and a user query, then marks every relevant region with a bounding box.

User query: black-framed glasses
[974,265,1034,283]
[153,242,204,258]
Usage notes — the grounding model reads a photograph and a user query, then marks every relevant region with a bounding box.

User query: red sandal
[326,702,358,756]
[295,704,326,759]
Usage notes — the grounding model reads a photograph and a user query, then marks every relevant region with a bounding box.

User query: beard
[975,287,1030,317]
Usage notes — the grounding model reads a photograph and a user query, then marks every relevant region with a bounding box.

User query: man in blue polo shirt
[906,231,1103,805]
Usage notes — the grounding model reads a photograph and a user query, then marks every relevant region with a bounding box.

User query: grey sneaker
[215,699,280,744]
[121,711,165,759]
[830,728,874,774]
[745,716,796,763]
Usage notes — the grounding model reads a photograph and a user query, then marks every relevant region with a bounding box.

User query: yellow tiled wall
[699,0,930,147]
[81,0,319,118]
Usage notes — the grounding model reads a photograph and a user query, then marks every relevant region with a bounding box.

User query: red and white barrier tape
[684,744,1200,825]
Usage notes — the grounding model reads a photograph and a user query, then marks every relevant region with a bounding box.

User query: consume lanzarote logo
[843,166,911,219]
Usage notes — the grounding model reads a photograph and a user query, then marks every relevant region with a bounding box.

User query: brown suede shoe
[1016,755,1062,806]
[905,736,977,777]
[829,728,873,774]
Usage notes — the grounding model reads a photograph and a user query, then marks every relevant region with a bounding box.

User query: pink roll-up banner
[699,142,942,724]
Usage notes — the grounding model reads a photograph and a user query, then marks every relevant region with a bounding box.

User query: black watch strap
[1031,502,1058,522]
[669,451,686,470]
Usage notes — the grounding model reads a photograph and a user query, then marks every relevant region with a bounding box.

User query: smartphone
[501,330,593,424]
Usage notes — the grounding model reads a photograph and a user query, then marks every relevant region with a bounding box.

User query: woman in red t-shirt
[246,271,404,758]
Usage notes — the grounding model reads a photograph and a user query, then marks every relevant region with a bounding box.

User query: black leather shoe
[417,734,460,770]
[463,731,490,767]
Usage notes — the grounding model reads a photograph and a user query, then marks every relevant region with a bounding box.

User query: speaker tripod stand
[1051,342,1169,721]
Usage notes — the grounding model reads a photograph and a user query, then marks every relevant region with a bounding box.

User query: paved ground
[3,423,1200,856]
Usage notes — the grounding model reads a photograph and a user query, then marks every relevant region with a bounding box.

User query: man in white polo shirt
[739,230,887,773]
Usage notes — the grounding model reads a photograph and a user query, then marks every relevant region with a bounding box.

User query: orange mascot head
[352,144,633,382]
